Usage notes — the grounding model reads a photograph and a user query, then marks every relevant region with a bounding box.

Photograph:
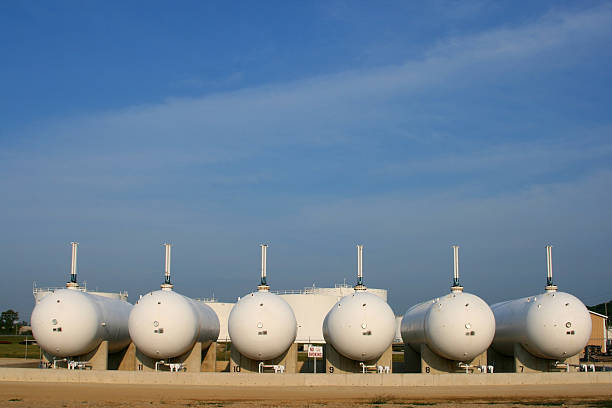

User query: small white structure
[199,300,234,342]
[394,316,403,343]
[278,284,388,344]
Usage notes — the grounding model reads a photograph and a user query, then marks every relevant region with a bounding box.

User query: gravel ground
[0,381,611,408]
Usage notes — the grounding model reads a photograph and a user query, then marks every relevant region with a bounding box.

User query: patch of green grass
[0,335,41,359]
[8,398,22,402]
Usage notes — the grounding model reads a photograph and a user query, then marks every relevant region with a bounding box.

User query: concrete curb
[0,368,611,387]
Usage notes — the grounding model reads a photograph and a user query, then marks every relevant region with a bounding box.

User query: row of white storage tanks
[31,244,592,367]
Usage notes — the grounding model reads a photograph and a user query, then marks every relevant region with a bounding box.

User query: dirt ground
[0,381,611,408]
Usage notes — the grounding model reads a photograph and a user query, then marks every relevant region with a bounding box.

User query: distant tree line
[0,310,28,334]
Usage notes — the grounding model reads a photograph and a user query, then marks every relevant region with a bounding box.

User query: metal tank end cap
[160,283,174,291]
[353,284,367,291]
[451,285,464,293]
[257,284,270,292]
[65,282,80,290]
[545,285,558,293]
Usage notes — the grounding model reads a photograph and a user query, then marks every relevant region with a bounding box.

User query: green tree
[0,310,19,334]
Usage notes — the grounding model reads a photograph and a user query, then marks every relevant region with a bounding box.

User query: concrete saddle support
[131,342,217,372]
[41,340,135,370]
[325,343,393,374]
[403,344,487,374]
[486,344,580,373]
[229,343,298,373]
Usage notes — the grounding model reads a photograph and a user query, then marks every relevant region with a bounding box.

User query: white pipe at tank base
[457,362,474,373]
[360,362,377,373]
[53,358,67,369]
[554,361,571,372]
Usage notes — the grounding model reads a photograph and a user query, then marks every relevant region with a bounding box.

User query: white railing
[196,297,218,303]
[34,281,88,296]
[271,286,320,295]
[33,282,128,301]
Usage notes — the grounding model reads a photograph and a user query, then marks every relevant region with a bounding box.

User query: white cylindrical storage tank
[491,291,591,359]
[129,289,220,359]
[491,246,592,360]
[228,290,297,360]
[323,290,396,361]
[227,244,297,361]
[127,243,220,360]
[322,245,396,361]
[32,288,132,357]
[401,246,495,362]
[31,242,132,358]
[401,290,495,361]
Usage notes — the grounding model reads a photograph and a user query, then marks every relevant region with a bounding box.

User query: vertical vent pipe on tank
[258,244,270,292]
[354,244,366,291]
[161,243,173,291]
[545,245,557,292]
[66,242,79,288]
[451,245,463,293]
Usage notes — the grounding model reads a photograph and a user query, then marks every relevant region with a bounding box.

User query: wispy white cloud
[0,4,609,214]
[375,132,612,177]
[427,3,612,62]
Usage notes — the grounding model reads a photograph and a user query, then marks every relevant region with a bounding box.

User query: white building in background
[199,299,235,342]
[200,283,389,343]
[394,316,403,343]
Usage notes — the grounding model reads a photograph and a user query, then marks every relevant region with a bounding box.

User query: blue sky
[1,1,611,321]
